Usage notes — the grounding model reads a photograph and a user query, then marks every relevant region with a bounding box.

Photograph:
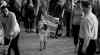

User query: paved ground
[18,32,76,55]
[10,23,100,55]
[12,22,76,55]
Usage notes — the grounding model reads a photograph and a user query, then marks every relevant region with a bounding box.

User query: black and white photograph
[0,0,100,55]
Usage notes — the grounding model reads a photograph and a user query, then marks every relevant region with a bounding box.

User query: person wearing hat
[78,1,98,55]
[0,0,20,55]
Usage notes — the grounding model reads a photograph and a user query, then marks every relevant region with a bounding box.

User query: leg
[9,34,20,55]
[64,10,71,37]
[24,17,29,32]
[73,25,80,47]
[30,16,35,32]
[35,17,39,33]
[28,18,31,32]
[29,14,34,32]
[72,25,78,52]
[40,40,43,51]
[40,35,44,51]
[73,25,77,46]
[4,37,10,55]
[43,41,47,49]
[78,38,85,55]
[32,16,35,30]
[86,40,96,55]
[34,16,37,32]
[66,23,70,37]
[7,42,12,55]
[55,24,61,39]
[30,21,32,32]
[36,9,42,33]
[43,36,47,49]
[96,37,100,53]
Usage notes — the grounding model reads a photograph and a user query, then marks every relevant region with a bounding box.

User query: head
[39,20,48,30]
[76,1,81,8]
[1,7,8,15]
[81,1,92,14]
[40,23,48,30]
[42,24,48,30]
[0,0,8,15]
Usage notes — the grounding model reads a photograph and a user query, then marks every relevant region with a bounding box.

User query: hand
[5,34,11,39]
[5,32,14,39]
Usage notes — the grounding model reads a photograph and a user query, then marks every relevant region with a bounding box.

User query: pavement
[18,31,76,55]
[10,22,100,55]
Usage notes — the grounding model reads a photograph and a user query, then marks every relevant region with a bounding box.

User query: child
[39,20,49,51]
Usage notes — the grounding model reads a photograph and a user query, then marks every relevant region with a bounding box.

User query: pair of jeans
[78,38,96,55]
[72,25,80,47]
[7,34,20,55]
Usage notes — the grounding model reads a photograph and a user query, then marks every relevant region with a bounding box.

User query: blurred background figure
[72,1,83,52]
[62,0,72,37]
[21,0,35,32]
[54,0,66,38]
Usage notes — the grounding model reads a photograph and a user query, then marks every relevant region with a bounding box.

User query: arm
[9,13,20,37]
[61,8,65,18]
[34,0,40,16]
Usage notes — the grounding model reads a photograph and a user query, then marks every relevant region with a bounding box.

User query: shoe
[40,48,42,51]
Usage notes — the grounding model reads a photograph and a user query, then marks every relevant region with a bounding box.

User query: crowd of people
[0,0,99,55]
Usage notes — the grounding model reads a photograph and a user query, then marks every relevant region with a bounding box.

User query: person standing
[23,0,34,32]
[78,1,98,55]
[72,1,83,52]
[0,1,20,55]
[38,20,49,51]
[62,0,72,37]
